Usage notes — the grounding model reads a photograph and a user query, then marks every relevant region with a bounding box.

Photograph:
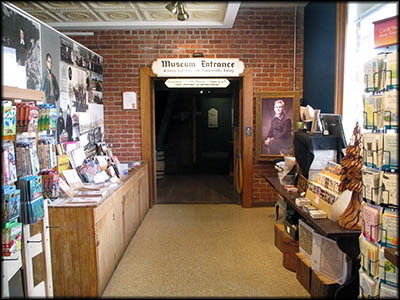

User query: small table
[266,176,361,298]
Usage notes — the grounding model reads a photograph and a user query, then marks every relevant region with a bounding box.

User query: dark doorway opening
[154,78,241,204]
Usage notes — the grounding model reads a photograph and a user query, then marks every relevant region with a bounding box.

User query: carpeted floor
[101,204,310,298]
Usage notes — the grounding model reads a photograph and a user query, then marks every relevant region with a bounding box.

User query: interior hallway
[101,203,310,297]
[156,175,240,204]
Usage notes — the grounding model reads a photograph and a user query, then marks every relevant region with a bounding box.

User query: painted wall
[303,2,336,113]
[72,7,305,206]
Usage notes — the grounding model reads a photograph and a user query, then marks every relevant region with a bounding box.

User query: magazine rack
[1,86,53,297]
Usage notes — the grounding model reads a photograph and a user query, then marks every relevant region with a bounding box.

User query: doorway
[154,79,240,204]
[140,67,254,208]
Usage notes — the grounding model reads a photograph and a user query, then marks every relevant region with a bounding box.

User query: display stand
[359,46,398,298]
[1,86,53,298]
[1,250,22,297]
[21,199,53,297]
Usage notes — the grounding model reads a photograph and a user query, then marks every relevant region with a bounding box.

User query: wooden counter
[48,162,149,297]
[266,175,361,298]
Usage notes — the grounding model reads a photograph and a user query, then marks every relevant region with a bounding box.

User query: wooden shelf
[2,86,45,101]
[266,176,360,240]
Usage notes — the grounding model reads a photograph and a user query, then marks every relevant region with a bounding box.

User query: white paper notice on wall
[123,91,137,109]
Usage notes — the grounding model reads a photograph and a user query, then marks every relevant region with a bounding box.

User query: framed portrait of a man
[256,91,300,160]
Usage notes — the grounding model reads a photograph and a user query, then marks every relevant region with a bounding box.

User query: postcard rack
[1,86,53,298]
[362,110,397,131]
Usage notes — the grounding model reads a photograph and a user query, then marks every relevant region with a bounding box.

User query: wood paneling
[242,67,254,208]
[140,67,254,207]
[140,67,155,208]
[49,162,149,297]
[138,164,149,223]
[123,181,140,244]
[296,252,312,293]
[334,2,347,115]
[311,269,339,298]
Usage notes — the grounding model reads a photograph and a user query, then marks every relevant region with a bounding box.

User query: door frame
[140,67,253,208]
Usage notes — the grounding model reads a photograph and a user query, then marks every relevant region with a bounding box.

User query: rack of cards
[359,47,398,298]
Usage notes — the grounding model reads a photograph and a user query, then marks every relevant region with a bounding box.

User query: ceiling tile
[29,11,59,23]
[97,11,140,22]
[39,1,86,10]
[86,1,136,10]
[8,1,242,29]
[61,10,99,22]
[143,10,176,21]
[136,2,170,9]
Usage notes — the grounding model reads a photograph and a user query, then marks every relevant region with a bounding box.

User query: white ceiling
[8,1,308,31]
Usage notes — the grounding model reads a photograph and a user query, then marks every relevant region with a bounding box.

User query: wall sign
[122,91,137,109]
[164,78,230,88]
[373,16,397,48]
[152,58,244,77]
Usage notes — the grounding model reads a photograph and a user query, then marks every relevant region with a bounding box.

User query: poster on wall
[89,72,103,104]
[1,4,41,89]
[2,2,105,148]
[40,24,61,106]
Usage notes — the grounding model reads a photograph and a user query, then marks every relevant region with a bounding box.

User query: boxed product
[28,195,44,224]
[284,215,299,241]
[2,219,22,256]
[2,186,21,222]
[309,209,327,219]
[2,103,17,136]
[295,197,310,207]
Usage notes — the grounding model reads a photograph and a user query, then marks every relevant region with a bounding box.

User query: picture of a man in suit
[41,53,60,105]
[264,99,293,155]
[16,27,28,66]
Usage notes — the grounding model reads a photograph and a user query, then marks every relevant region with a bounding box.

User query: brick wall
[73,7,304,206]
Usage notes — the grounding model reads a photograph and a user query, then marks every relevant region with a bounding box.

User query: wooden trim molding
[241,67,254,208]
[334,2,347,115]
[140,67,155,207]
[140,66,254,208]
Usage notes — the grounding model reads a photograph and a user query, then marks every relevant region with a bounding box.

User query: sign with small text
[164,78,230,88]
[373,16,397,48]
[152,58,244,77]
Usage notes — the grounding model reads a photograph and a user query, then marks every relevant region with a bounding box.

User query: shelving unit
[1,86,53,298]
[358,45,398,298]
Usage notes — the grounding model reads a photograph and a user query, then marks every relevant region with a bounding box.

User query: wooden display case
[48,162,149,297]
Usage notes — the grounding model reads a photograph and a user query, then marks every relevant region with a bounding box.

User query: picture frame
[256,91,300,160]
[319,113,347,149]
